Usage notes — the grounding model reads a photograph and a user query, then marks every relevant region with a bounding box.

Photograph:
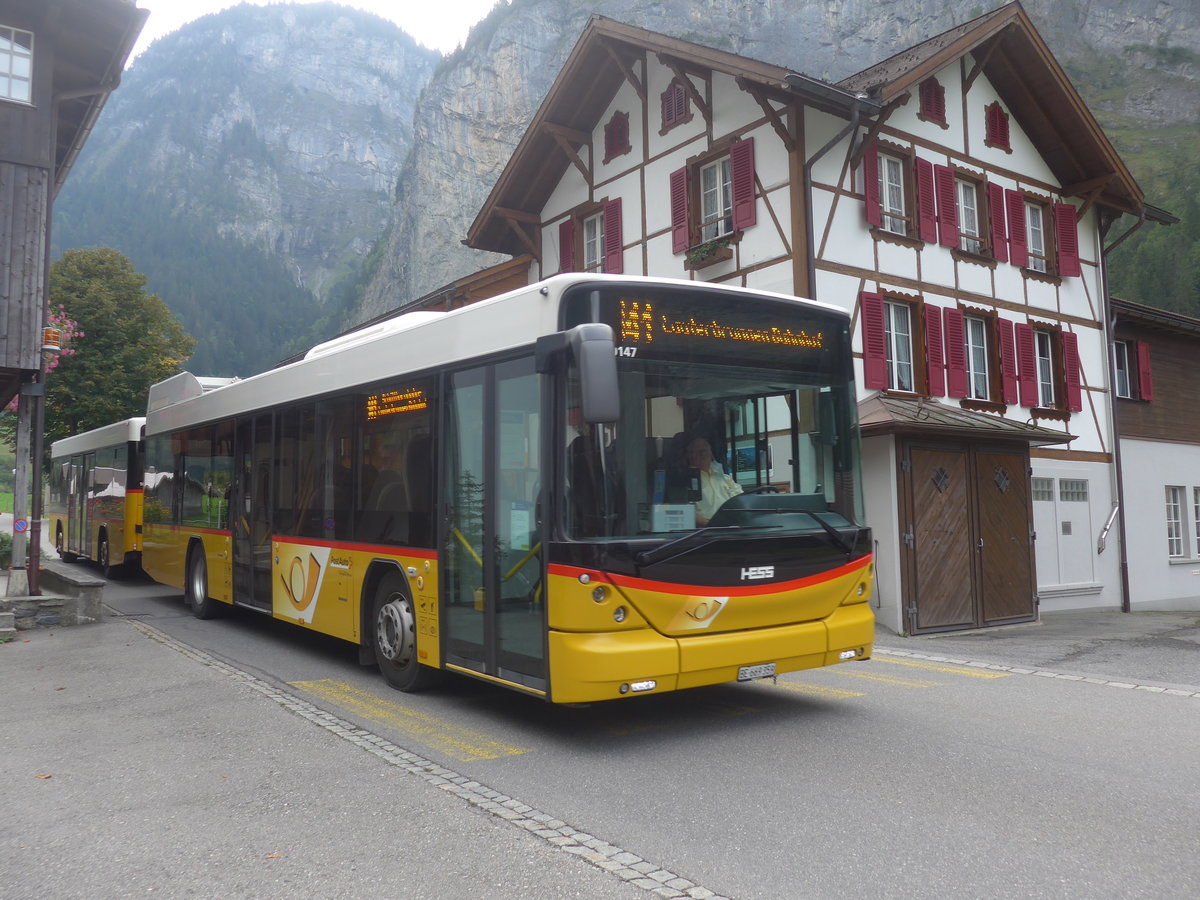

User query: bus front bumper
[548,601,874,704]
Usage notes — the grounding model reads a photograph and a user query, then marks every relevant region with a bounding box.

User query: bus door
[443,357,547,693]
[232,414,273,611]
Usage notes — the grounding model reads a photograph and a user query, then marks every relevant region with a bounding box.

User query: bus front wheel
[186,548,221,619]
[372,572,438,693]
[98,532,120,579]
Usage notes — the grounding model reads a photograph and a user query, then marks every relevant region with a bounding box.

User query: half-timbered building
[466,2,1170,632]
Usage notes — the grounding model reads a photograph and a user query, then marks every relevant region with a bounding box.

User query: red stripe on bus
[269,535,438,559]
[549,554,872,598]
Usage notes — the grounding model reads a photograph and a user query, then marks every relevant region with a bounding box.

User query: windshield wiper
[635,524,779,568]
[799,510,859,555]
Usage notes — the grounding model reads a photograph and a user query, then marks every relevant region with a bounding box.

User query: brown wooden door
[902,441,1036,633]
[975,448,1036,624]
[908,445,974,631]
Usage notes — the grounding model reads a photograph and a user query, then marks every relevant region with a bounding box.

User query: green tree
[36,247,195,444]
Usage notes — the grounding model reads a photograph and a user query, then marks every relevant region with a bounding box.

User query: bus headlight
[591,585,607,603]
[613,606,627,623]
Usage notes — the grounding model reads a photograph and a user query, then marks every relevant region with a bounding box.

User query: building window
[878,154,907,235]
[1113,341,1132,399]
[984,101,1011,151]
[603,111,630,163]
[1005,190,1080,278]
[660,77,691,133]
[1032,477,1054,502]
[582,210,605,272]
[1035,329,1055,407]
[1059,479,1089,502]
[957,178,984,255]
[1166,486,1186,558]
[918,77,946,125]
[884,301,914,391]
[0,25,33,105]
[1026,201,1048,273]
[699,156,732,241]
[558,198,623,275]
[670,139,756,255]
[964,315,991,400]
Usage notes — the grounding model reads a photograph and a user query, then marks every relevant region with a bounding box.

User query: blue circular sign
[13,518,28,533]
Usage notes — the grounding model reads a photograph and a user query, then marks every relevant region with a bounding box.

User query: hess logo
[741,565,775,581]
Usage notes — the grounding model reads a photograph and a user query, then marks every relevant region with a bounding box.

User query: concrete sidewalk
[1,613,646,900]
[875,608,1200,692]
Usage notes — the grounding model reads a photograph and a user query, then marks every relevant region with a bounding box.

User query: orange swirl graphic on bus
[282,553,320,613]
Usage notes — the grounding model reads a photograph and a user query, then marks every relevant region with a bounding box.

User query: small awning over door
[858,395,1076,448]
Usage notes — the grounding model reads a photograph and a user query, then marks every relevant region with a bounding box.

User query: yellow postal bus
[140,275,874,703]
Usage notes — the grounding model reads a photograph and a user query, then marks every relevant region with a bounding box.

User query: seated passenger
[685,437,743,526]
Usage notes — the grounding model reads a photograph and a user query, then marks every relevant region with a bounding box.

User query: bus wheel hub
[376,596,414,665]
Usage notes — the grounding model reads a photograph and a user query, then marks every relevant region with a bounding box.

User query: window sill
[1022,267,1062,286]
[959,398,1006,415]
[1031,407,1071,423]
[684,246,733,270]
[951,248,998,269]
[871,227,924,250]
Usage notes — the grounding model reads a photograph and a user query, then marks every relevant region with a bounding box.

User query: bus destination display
[366,388,428,420]
[616,298,825,352]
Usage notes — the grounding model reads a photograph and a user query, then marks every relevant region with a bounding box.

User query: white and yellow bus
[48,417,145,576]
[140,274,874,703]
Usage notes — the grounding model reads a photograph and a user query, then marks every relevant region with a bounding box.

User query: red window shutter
[986,104,1010,149]
[1062,331,1082,412]
[1005,189,1028,268]
[943,307,967,398]
[924,304,945,397]
[1015,322,1037,407]
[859,292,888,390]
[987,182,1008,263]
[670,166,690,253]
[996,317,1018,404]
[920,78,945,123]
[730,137,757,230]
[863,141,882,228]
[935,164,958,248]
[559,219,576,273]
[1136,340,1154,401]
[915,158,937,243]
[603,198,623,274]
[1055,203,1080,277]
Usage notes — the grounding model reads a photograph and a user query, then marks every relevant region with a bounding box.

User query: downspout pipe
[1100,209,1147,614]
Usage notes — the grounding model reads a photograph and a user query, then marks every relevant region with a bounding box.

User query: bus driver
[685,436,743,526]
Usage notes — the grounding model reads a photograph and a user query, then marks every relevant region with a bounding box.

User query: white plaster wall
[861,435,903,633]
[1119,438,1200,611]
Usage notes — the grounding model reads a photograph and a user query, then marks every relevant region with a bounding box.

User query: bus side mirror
[536,324,620,424]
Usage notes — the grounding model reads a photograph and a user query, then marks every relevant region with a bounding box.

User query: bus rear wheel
[98,532,121,579]
[372,572,438,692]
[185,548,221,619]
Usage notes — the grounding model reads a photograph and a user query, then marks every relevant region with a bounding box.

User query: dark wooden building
[0,0,146,405]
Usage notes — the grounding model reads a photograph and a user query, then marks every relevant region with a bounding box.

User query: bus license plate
[738,662,776,681]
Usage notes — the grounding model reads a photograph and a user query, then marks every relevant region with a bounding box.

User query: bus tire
[98,531,122,579]
[371,571,439,693]
[185,546,221,619]
[56,524,77,563]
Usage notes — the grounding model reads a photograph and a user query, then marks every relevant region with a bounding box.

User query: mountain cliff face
[361,0,1199,320]
[54,3,437,374]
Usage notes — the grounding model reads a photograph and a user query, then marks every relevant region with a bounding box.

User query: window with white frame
[957,178,983,254]
[699,156,733,241]
[1166,486,1186,558]
[582,210,605,272]
[0,25,33,104]
[1026,200,1048,273]
[884,300,914,391]
[1194,487,1200,558]
[878,154,907,235]
[1113,341,1132,398]
[964,315,990,400]
[1035,329,1056,407]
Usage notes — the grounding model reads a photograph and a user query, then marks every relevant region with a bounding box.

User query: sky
[130,0,501,58]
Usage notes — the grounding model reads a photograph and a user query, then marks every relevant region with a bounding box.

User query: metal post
[28,372,45,595]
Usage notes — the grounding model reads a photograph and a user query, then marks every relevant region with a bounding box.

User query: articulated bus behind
[47,417,145,576]
[140,275,875,704]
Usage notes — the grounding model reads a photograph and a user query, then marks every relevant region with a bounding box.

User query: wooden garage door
[976,448,1035,625]
[909,446,974,631]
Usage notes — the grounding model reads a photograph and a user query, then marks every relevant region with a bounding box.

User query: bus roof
[52,417,145,459]
[143,274,847,437]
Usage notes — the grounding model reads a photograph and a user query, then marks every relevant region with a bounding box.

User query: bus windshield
[562,285,863,540]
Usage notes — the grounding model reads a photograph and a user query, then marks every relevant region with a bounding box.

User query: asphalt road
[8,570,1200,899]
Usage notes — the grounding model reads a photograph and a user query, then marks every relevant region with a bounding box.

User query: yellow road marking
[290,679,529,762]
[875,657,1012,679]
[773,681,866,699]
[831,669,941,688]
